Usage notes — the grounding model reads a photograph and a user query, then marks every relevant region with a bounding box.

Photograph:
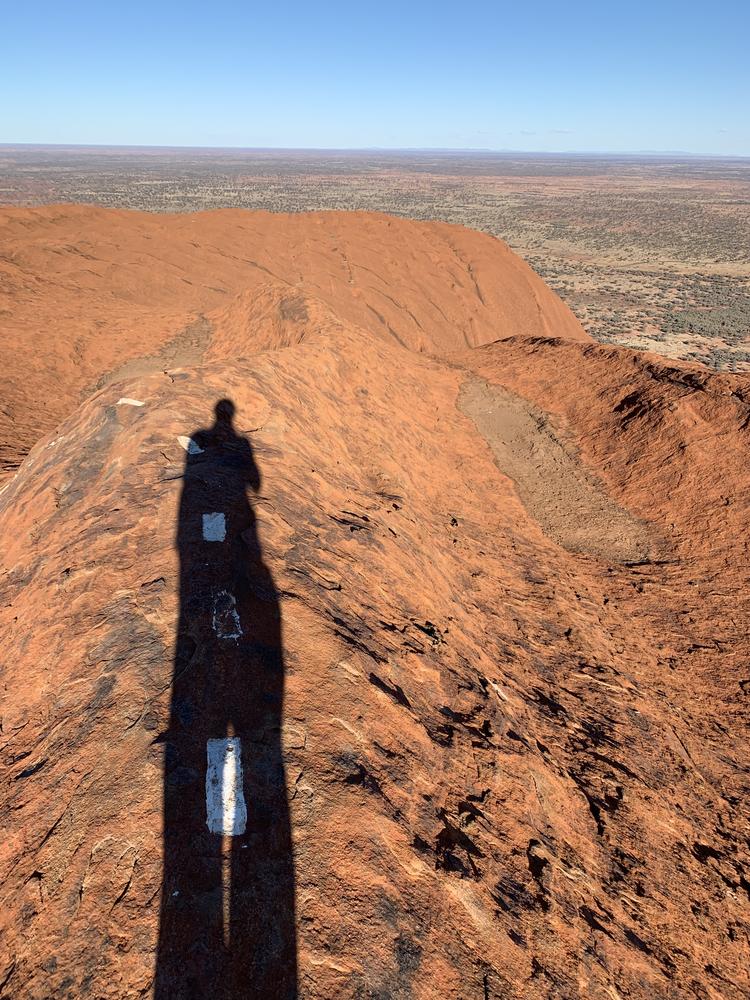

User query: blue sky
[2,0,748,154]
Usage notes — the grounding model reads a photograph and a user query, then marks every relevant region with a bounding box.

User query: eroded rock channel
[459,377,655,562]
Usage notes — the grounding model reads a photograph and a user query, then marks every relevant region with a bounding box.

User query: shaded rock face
[1,210,750,1000]
[154,399,296,999]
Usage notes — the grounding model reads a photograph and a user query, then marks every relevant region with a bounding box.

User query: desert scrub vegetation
[2,146,748,371]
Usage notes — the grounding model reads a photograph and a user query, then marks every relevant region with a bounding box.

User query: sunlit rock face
[1,207,749,999]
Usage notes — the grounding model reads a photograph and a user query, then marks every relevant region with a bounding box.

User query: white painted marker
[177,435,203,455]
[212,591,242,640]
[116,397,145,407]
[206,737,247,835]
[202,512,226,542]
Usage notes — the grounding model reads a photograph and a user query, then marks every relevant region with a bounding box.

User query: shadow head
[214,398,236,428]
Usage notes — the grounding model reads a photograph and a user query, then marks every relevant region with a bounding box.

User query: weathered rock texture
[0,205,586,480]
[1,208,749,1000]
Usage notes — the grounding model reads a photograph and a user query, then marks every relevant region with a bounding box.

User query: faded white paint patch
[177,435,203,455]
[116,397,145,407]
[212,591,242,640]
[489,681,509,702]
[202,512,226,542]
[206,737,247,835]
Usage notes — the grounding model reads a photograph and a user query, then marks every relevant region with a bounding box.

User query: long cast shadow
[154,399,297,999]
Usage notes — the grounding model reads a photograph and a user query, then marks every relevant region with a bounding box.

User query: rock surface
[0,205,586,480]
[1,208,749,999]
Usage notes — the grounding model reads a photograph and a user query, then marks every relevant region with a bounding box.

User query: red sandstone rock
[1,209,749,999]
[0,206,586,480]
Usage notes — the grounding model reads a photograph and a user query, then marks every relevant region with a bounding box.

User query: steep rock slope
[0,206,586,479]
[1,211,749,1000]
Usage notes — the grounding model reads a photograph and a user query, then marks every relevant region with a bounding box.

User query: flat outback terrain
[2,145,749,370]
[1,204,749,999]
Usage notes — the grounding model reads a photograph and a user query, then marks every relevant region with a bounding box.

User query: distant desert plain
[1,145,749,371]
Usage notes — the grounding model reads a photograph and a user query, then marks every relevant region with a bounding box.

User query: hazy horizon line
[2,142,749,160]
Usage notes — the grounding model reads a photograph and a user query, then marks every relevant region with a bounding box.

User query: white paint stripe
[212,590,242,640]
[202,512,226,541]
[206,738,247,835]
[116,397,145,407]
[177,435,203,455]
[489,681,509,702]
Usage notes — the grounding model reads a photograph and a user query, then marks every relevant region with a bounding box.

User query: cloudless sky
[1,0,748,154]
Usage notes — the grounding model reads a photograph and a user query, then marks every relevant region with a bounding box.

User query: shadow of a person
[155,399,297,999]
